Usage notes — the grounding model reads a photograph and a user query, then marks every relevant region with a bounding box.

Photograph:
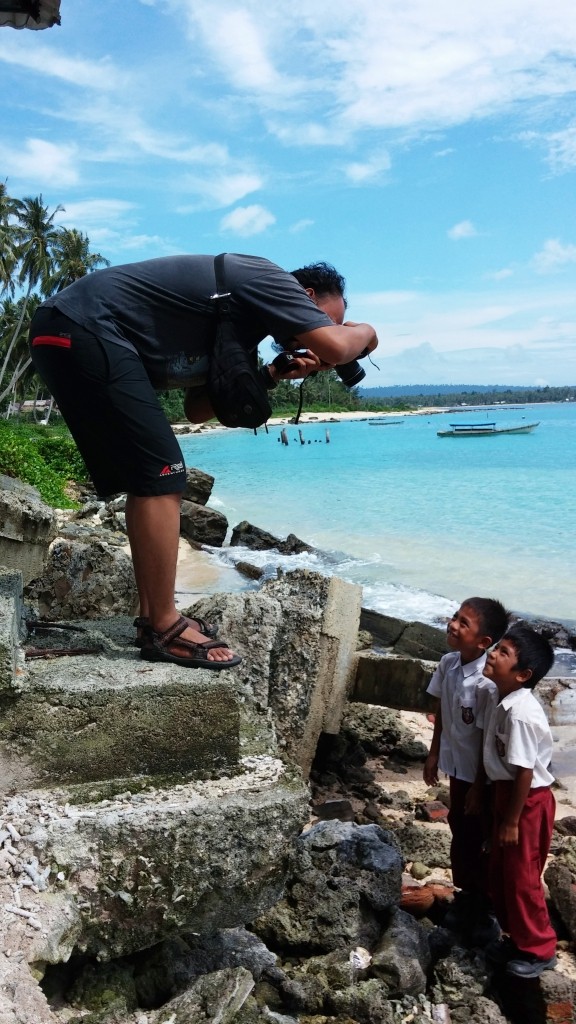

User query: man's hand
[294,322,378,363]
[268,349,325,384]
[423,754,439,787]
[342,322,378,354]
[498,820,520,846]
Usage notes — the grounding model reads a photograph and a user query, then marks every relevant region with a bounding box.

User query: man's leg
[125,493,236,663]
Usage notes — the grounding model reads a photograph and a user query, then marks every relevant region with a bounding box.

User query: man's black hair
[462,597,510,644]
[291,261,346,299]
[504,624,555,687]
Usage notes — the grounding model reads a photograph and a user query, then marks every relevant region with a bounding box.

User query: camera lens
[336,360,366,388]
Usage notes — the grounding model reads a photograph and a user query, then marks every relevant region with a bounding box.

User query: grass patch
[0,420,88,508]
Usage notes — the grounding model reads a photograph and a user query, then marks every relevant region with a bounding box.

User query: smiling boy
[424,597,510,938]
[479,624,557,978]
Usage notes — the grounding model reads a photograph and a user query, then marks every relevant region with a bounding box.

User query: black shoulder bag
[207,253,273,429]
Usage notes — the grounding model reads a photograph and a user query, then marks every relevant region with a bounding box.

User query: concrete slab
[0,568,23,695]
[352,652,437,713]
[0,757,310,965]
[0,477,57,584]
[0,653,240,790]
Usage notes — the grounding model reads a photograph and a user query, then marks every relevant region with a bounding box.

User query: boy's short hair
[291,262,347,300]
[504,624,555,687]
[462,597,510,643]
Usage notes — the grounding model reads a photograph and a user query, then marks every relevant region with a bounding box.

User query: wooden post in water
[280,428,289,446]
[325,429,330,443]
[298,429,305,445]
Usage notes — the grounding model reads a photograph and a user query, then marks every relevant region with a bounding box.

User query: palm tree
[0,294,40,413]
[0,181,21,298]
[47,227,109,291]
[0,194,62,394]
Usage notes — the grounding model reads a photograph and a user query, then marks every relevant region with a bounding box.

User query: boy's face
[483,637,531,695]
[447,603,491,663]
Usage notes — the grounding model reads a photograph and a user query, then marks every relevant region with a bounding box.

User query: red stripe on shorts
[32,335,71,348]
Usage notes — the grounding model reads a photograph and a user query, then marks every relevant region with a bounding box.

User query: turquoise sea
[178,402,575,631]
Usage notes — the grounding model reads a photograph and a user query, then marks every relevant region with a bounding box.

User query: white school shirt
[477,686,554,787]
[426,650,494,783]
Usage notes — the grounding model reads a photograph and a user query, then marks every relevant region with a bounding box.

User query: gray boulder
[281,953,394,1023]
[545,851,576,941]
[24,537,138,620]
[180,499,228,547]
[252,820,403,953]
[133,928,279,1008]
[146,966,255,1024]
[230,520,313,554]
[371,907,430,996]
[391,820,451,869]
[183,467,214,505]
[0,475,58,585]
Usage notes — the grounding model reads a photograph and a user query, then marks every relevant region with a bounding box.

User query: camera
[272,350,309,374]
[273,347,368,388]
[335,358,365,388]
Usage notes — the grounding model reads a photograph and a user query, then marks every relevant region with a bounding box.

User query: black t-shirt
[43,253,332,388]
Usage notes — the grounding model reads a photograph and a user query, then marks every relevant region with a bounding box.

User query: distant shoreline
[173,400,568,434]
[173,408,444,435]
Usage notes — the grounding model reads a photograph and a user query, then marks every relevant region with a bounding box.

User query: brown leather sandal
[133,613,218,648]
[140,616,241,670]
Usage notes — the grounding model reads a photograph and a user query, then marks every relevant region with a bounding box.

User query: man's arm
[498,765,533,845]
[423,700,442,786]
[293,321,378,364]
[184,389,216,424]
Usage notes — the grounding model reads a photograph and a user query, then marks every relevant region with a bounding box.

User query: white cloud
[448,220,478,240]
[289,219,314,234]
[344,152,391,183]
[178,172,263,211]
[485,268,514,280]
[363,340,571,387]
[55,200,137,230]
[532,238,576,273]
[220,205,276,236]
[0,38,125,91]
[176,4,286,94]
[351,284,576,383]
[0,138,79,188]
[158,0,576,167]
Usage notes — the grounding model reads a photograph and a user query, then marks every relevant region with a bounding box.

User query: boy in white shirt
[479,624,556,978]
[423,597,510,937]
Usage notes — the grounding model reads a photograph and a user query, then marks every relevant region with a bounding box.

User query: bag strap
[212,253,232,320]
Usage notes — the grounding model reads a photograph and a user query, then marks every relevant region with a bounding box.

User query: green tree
[0,194,63,397]
[0,293,41,412]
[0,180,21,297]
[47,227,109,291]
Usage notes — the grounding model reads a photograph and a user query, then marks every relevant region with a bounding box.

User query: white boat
[437,421,540,438]
[368,419,405,426]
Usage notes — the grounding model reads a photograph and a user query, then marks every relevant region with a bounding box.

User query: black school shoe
[506,951,558,978]
[469,912,501,947]
[442,890,474,930]
[486,936,520,964]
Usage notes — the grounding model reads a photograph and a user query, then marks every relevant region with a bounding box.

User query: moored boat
[368,419,405,426]
[437,421,540,437]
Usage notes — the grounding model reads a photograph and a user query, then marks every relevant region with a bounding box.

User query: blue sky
[3,0,576,386]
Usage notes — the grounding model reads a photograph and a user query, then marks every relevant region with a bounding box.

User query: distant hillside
[358,383,576,407]
[360,384,526,397]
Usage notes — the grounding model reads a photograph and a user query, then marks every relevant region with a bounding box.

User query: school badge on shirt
[461,706,474,725]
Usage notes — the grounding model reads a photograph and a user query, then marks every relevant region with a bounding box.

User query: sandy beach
[174,407,445,436]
